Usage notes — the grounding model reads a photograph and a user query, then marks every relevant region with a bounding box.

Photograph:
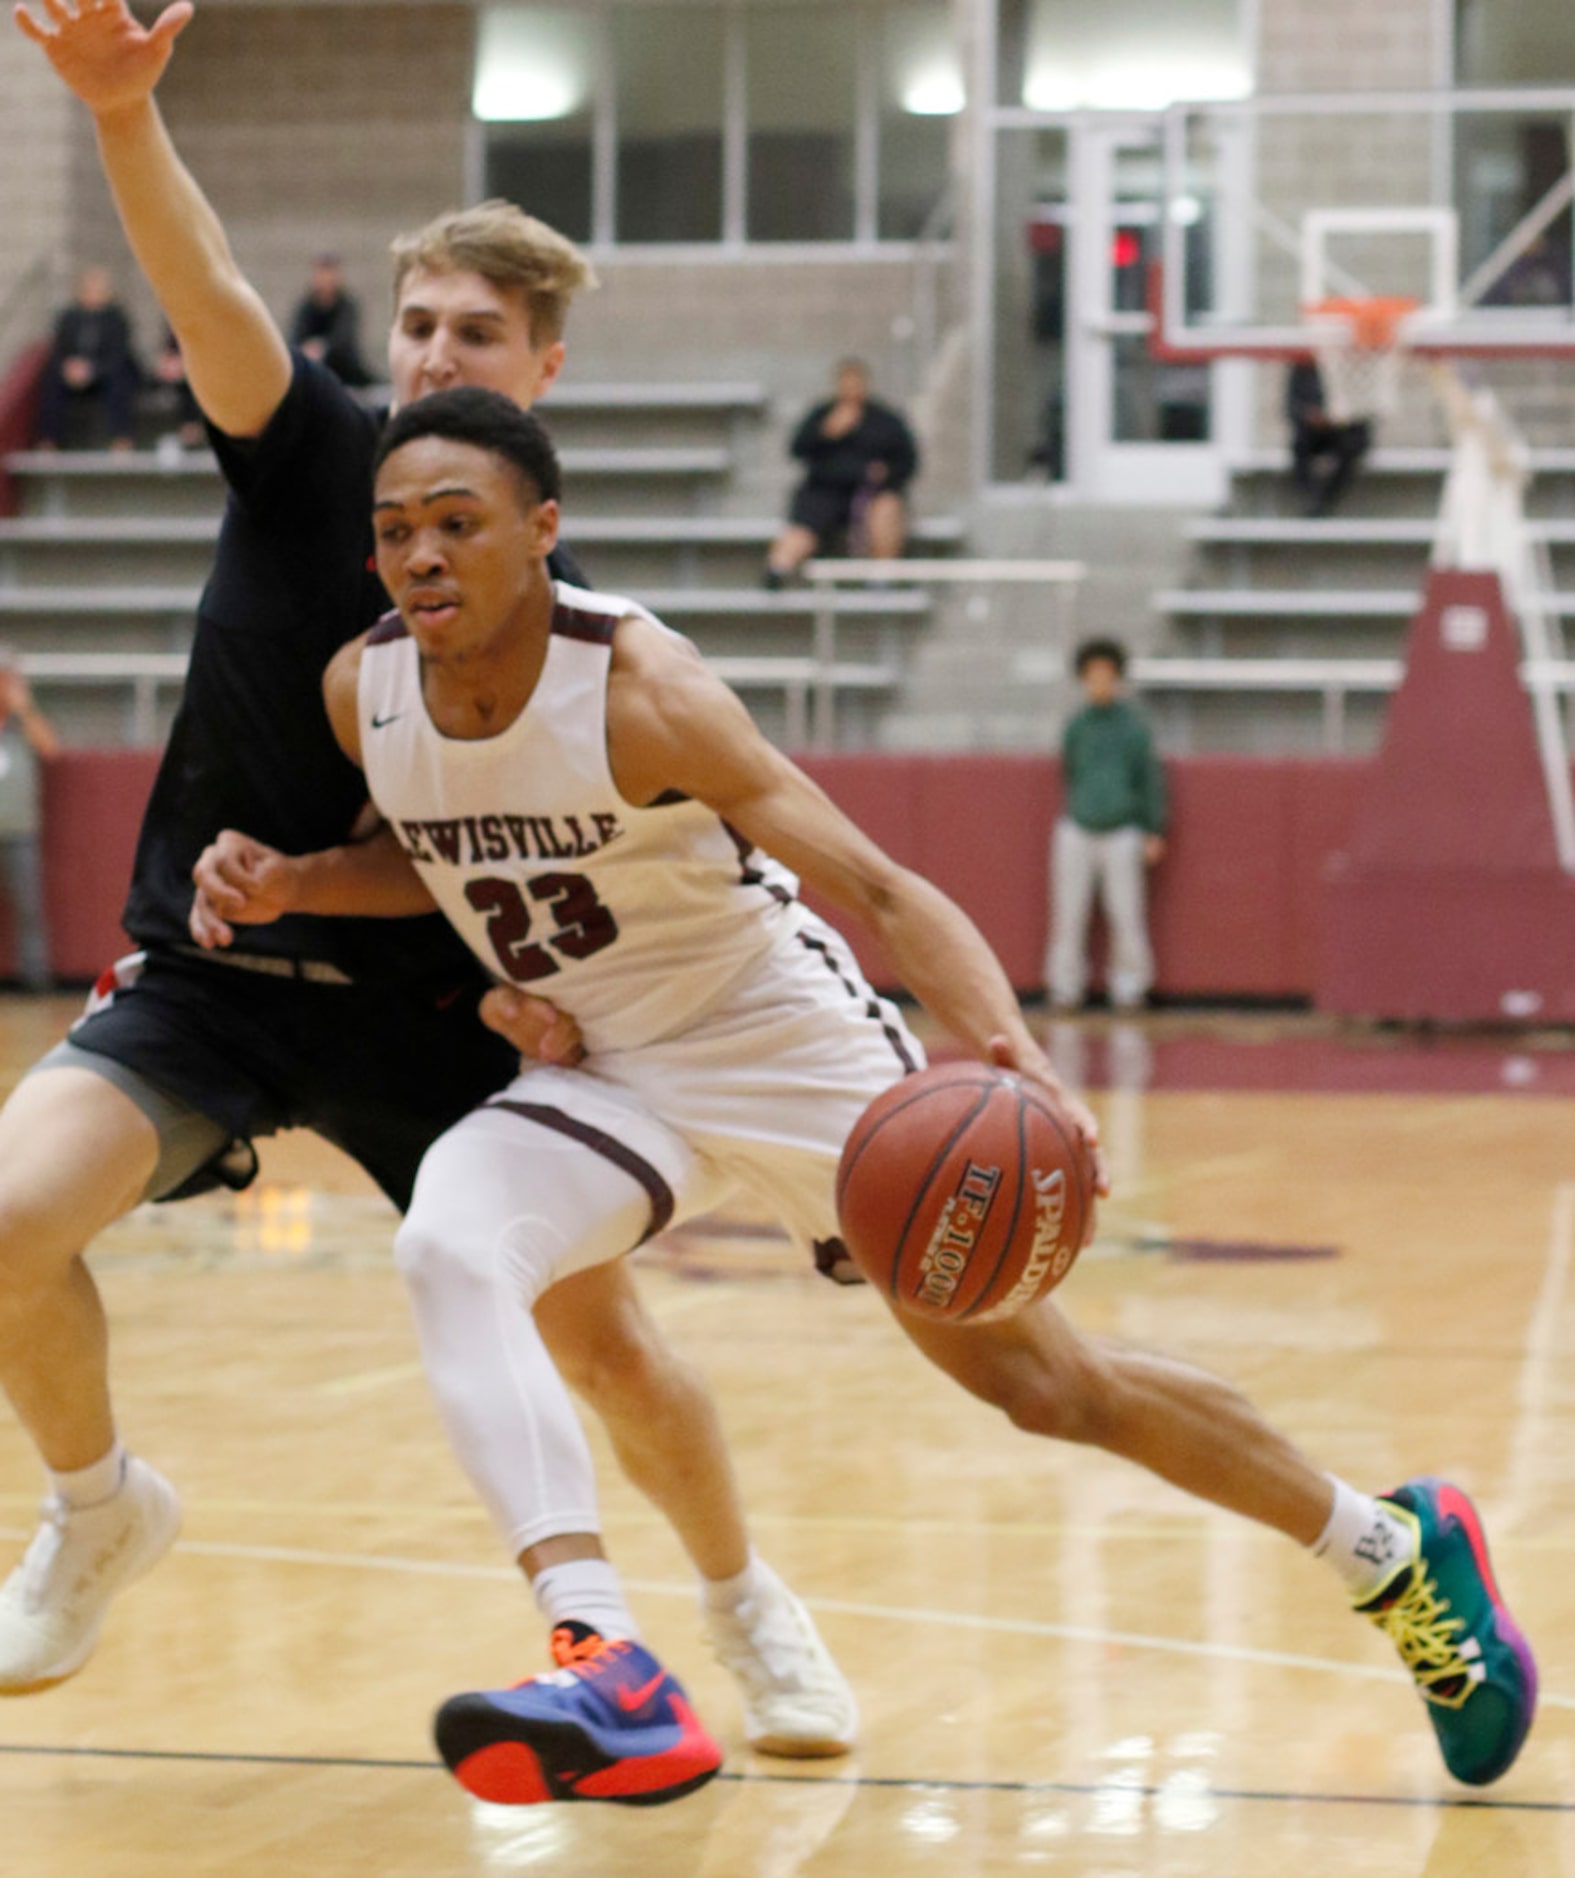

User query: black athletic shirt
[121,352,585,984]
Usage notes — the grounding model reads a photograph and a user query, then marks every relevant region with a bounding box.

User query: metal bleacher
[1143,444,1575,752]
[0,381,964,749]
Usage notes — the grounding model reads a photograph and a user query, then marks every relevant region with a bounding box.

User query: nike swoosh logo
[616,1669,669,1713]
[1435,1483,1504,1605]
[370,712,404,729]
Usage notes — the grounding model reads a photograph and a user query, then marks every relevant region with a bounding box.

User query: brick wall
[1257,0,1441,90]
[0,25,77,338]
[564,254,950,510]
[158,4,475,350]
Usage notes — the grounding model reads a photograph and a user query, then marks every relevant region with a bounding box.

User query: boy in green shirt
[1047,638,1167,1011]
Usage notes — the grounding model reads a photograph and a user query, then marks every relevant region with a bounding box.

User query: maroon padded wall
[18,748,1377,998]
[26,751,160,982]
[798,753,1369,998]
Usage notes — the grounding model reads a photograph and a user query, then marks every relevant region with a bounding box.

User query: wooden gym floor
[0,996,1573,1875]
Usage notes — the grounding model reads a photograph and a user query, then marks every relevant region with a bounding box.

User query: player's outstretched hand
[480,986,586,1069]
[14,0,192,115]
[190,828,294,949]
[986,1032,1109,1220]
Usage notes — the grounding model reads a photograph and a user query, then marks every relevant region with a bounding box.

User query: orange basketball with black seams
[835,1062,1094,1323]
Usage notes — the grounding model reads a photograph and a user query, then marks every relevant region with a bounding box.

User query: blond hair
[390,201,598,346]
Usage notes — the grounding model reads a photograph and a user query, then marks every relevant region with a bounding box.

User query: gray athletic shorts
[28,1039,237,1203]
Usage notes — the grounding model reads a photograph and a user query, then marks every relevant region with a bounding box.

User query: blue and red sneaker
[433,1621,723,1807]
[1357,1478,1537,1786]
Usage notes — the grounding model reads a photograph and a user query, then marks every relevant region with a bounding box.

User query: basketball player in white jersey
[194,389,1535,1806]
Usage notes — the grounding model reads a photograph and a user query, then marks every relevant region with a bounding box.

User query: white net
[1307,298,1417,424]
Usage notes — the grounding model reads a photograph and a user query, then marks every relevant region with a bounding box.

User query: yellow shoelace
[1367,1569,1473,1711]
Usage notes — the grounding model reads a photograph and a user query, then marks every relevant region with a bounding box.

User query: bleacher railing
[805,558,1087,750]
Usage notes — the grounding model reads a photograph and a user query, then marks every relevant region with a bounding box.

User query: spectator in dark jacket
[1287,357,1370,517]
[288,254,372,388]
[34,265,141,450]
[764,359,918,587]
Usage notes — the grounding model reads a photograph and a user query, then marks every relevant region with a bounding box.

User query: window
[877,1,959,239]
[1454,3,1575,302]
[475,2,960,248]
[745,7,858,242]
[614,7,725,242]
[1000,0,1249,111]
[1455,118,1573,305]
[475,8,599,242]
[1456,0,1575,85]
[992,128,1069,480]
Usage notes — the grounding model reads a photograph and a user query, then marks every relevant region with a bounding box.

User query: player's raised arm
[15,0,291,436]
[608,616,1105,1182]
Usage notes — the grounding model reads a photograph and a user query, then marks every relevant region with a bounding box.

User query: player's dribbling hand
[479,986,586,1069]
[986,1032,1109,1223]
[190,829,296,948]
[14,0,194,117]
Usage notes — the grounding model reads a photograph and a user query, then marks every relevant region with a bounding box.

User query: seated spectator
[1286,357,1370,518]
[0,651,60,993]
[152,327,203,452]
[764,359,918,587]
[288,253,372,388]
[34,265,141,452]
[1482,231,1568,308]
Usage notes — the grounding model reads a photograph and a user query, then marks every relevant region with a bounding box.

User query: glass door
[1065,119,1230,503]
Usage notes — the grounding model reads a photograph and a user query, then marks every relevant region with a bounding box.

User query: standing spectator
[1287,357,1371,517]
[763,359,917,587]
[288,253,372,388]
[1046,638,1166,1014]
[0,652,59,992]
[34,264,141,451]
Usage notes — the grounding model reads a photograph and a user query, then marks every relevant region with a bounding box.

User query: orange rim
[1305,295,1421,351]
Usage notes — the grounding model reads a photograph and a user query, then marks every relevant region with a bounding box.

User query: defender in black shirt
[84,349,587,1175]
[3,0,858,1772]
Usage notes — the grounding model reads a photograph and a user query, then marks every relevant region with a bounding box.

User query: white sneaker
[0,1456,181,1694]
[701,1559,858,1757]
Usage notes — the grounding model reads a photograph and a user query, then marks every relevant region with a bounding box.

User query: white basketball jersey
[358,582,805,1052]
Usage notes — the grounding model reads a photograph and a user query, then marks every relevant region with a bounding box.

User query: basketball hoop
[1304,295,1420,425]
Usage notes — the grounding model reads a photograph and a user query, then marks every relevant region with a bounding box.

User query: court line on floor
[3,1526,1567,1713]
[0,1741,1567,1814]
[13,1504,1575,1548]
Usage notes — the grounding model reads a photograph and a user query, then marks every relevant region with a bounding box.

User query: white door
[1065,119,1241,505]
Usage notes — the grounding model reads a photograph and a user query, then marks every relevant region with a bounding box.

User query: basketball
[835,1063,1095,1324]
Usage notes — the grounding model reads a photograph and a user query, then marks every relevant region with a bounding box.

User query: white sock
[1311,1476,1418,1601]
[701,1549,769,1615]
[48,1443,127,1513]
[530,1558,640,1643]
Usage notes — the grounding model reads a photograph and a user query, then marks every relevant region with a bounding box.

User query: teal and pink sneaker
[1357,1478,1537,1786]
[434,1622,723,1807]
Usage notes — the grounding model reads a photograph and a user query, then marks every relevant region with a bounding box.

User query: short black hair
[374,387,562,507]
[1074,637,1128,677]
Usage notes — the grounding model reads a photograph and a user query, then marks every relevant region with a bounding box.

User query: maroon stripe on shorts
[796,930,919,1075]
[484,1099,675,1242]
